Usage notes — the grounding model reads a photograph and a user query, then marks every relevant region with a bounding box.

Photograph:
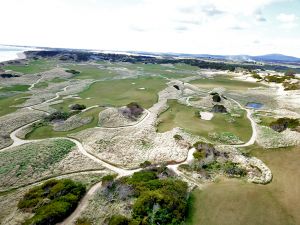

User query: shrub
[251,72,262,80]
[108,215,130,225]
[223,161,247,177]
[173,134,183,141]
[65,69,80,74]
[140,161,152,168]
[212,94,221,102]
[284,69,296,77]
[102,174,117,183]
[70,104,86,111]
[269,117,300,132]
[193,151,205,160]
[126,102,144,118]
[75,217,92,225]
[45,111,71,121]
[19,179,86,225]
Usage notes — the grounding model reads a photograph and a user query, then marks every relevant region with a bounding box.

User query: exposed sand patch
[200,112,214,120]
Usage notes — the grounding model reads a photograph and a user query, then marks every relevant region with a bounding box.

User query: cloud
[255,10,267,22]
[277,13,297,23]
[277,13,298,29]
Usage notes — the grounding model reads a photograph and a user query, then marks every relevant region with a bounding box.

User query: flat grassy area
[190,76,264,91]
[187,146,300,225]
[0,93,30,117]
[4,59,57,74]
[53,76,166,111]
[157,100,252,143]
[65,64,118,80]
[32,81,48,89]
[0,85,30,92]
[26,107,103,139]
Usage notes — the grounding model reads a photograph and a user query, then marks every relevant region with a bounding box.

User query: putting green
[157,100,252,143]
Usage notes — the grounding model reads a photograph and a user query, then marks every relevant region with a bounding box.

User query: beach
[0,45,33,63]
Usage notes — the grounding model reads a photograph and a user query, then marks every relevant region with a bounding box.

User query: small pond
[246,102,263,109]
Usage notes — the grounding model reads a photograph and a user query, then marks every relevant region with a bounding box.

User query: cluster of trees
[108,168,189,225]
[18,179,86,225]
[25,50,300,73]
[45,111,72,121]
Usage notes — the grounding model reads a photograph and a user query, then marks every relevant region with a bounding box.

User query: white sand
[200,112,214,120]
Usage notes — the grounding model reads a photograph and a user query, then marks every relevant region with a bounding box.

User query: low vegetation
[269,117,300,132]
[18,179,86,225]
[70,104,86,111]
[106,168,189,225]
[44,111,72,121]
[251,72,262,80]
[65,69,81,74]
[0,139,75,190]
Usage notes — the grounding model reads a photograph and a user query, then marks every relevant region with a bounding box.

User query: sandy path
[59,181,103,225]
[28,77,43,91]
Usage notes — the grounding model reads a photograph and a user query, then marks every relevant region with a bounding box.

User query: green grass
[0,93,30,117]
[52,76,166,111]
[186,146,300,225]
[32,81,48,89]
[0,85,30,92]
[26,107,103,139]
[0,139,75,184]
[157,100,252,143]
[50,77,67,83]
[190,75,264,91]
[4,59,57,74]
[65,64,118,80]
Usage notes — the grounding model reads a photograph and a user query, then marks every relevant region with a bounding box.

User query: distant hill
[251,54,300,62]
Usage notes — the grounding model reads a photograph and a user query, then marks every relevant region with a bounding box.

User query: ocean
[0,45,32,63]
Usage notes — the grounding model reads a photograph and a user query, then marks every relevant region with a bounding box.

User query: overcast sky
[0,0,299,57]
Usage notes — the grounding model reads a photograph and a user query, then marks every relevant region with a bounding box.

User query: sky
[0,0,299,57]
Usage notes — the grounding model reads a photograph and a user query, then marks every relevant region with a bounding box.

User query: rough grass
[0,93,30,117]
[26,107,103,139]
[65,64,118,80]
[190,75,264,91]
[0,139,75,190]
[187,146,300,225]
[4,59,57,74]
[52,77,166,111]
[0,85,30,92]
[157,100,252,143]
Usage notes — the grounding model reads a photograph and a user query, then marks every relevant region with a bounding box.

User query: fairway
[157,100,252,143]
[53,76,166,111]
[190,76,264,91]
[187,146,300,225]
[26,107,103,139]
[4,59,57,74]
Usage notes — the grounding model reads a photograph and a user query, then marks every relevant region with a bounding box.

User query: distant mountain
[251,54,300,62]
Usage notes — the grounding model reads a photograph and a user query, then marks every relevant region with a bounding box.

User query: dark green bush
[65,69,80,74]
[108,215,130,225]
[269,117,300,132]
[173,134,183,141]
[102,174,116,183]
[75,217,92,225]
[223,161,247,177]
[18,179,86,225]
[70,104,86,111]
[251,72,262,80]
[45,111,71,121]
[139,161,152,168]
